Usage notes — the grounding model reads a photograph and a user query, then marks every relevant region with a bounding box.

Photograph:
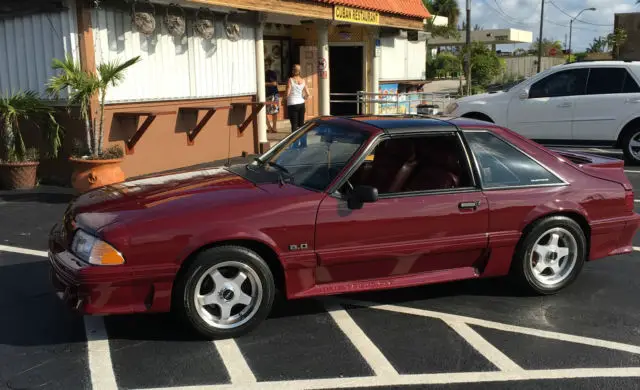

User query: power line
[547,1,612,27]
[481,0,605,33]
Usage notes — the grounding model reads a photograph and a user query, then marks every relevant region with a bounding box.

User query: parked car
[49,116,640,339]
[446,61,640,163]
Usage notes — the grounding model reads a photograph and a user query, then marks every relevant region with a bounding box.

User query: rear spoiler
[549,148,633,191]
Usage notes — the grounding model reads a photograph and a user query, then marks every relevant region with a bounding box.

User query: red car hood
[68,167,266,231]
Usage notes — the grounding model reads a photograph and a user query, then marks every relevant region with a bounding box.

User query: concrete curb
[0,185,77,197]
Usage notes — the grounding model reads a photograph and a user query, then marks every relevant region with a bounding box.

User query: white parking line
[0,244,47,257]
[445,320,523,372]
[324,302,399,377]
[625,170,640,174]
[136,367,640,390]
[84,316,118,390]
[214,339,257,385]
[337,299,640,355]
[634,247,640,252]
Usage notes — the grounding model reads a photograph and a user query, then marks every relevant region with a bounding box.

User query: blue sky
[456,0,638,52]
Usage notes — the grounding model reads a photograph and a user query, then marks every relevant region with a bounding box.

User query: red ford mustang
[49,116,640,338]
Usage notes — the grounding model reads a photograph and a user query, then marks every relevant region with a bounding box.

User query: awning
[317,0,431,19]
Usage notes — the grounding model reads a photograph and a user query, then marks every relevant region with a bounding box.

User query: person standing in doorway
[264,56,279,134]
[285,64,310,133]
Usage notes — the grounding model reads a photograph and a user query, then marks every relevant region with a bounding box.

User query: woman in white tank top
[285,64,310,132]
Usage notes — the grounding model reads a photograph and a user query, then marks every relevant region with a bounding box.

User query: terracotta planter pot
[70,157,125,193]
[0,161,39,190]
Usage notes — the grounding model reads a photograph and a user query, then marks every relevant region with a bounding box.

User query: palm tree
[47,56,140,158]
[0,90,61,162]
[587,37,608,53]
[607,28,628,59]
[430,0,460,27]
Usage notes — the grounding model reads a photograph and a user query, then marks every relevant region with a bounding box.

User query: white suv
[446,61,640,163]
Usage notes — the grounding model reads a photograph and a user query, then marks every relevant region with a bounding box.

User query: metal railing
[329,91,459,115]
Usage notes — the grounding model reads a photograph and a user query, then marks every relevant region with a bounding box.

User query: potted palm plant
[47,55,141,192]
[0,91,62,190]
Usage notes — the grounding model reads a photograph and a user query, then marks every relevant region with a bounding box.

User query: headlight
[71,230,125,265]
[445,102,458,114]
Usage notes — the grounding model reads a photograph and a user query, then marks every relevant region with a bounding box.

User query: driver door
[507,68,588,141]
[313,133,489,285]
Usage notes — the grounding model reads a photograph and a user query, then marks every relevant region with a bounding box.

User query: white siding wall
[380,35,426,81]
[380,36,405,81]
[0,1,79,97]
[407,40,426,80]
[92,7,256,103]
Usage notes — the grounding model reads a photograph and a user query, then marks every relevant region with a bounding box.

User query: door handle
[557,102,572,108]
[459,201,479,210]
[625,98,640,104]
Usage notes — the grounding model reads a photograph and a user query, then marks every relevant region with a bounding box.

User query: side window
[529,69,588,99]
[345,134,473,195]
[587,68,626,95]
[623,71,640,93]
[464,131,563,189]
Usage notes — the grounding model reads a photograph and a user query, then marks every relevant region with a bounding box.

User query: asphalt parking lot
[2,147,640,390]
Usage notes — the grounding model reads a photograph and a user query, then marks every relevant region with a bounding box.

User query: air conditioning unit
[379,28,406,38]
[407,30,428,42]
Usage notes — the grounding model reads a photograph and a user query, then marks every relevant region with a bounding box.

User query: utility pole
[465,0,471,95]
[569,8,596,63]
[537,0,544,73]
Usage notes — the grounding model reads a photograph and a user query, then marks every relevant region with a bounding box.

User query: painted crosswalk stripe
[0,244,47,257]
[214,339,257,385]
[445,320,522,372]
[324,302,399,377]
[84,316,118,390]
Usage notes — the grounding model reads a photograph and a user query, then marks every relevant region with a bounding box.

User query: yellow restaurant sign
[334,5,380,25]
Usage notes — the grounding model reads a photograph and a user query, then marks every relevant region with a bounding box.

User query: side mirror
[518,89,529,100]
[347,185,378,210]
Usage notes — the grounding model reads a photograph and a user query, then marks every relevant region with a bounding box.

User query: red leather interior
[404,138,466,191]
[350,136,469,194]
[365,139,417,193]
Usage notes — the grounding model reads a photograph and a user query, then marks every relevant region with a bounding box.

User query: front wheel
[511,216,586,295]
[621,127,640,165]
[174,246,276,339]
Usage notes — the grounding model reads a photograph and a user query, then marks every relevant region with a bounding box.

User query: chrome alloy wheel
[193,261,263,329]
[627,132,640,161]
[529,227,578,287]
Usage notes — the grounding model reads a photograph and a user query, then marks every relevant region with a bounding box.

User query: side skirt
[286,267,480,299]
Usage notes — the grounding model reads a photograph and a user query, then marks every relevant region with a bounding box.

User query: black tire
[510,216,586,295]
[621,127,640,165]
[174,246,275,339]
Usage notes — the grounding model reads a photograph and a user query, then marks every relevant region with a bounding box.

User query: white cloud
[453,0,638,52]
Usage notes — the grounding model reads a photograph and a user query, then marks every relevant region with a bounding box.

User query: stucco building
[0,0,431,180]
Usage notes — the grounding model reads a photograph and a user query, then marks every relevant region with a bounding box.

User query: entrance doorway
[329,45,364,116]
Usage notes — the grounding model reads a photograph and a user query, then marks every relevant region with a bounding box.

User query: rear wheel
[511,216,586,295]
[174,246,275,339]
[621,127,640,165]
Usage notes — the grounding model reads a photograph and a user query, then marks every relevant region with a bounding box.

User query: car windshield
[253,122,370,191]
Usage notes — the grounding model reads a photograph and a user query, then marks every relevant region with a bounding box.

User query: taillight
[625,190,635,213]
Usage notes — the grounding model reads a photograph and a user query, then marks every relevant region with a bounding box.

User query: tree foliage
[529,38,563,56]
[423,0,460,38]
[462,42,505,88]
[47,56,140,158]
[0,91,62,162]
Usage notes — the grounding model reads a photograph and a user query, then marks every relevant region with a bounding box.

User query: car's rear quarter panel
[462,124,634,277]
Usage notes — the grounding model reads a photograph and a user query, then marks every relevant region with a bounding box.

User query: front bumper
[48,223,175,314]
